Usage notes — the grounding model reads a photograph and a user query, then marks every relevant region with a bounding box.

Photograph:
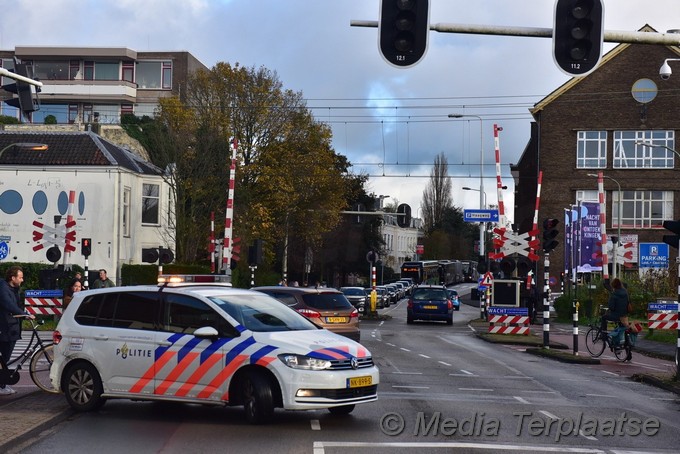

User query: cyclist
[0,266,34,395]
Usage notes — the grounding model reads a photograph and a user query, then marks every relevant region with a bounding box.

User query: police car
[50,277,378,423]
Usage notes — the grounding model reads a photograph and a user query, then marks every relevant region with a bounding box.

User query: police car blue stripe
[224,336,256,365]
[177,336,204,362]
[156,333,188,360]
[199,337,233,364]
[250,345,278,364]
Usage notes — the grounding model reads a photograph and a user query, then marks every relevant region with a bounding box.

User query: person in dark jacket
[0,266,33,395]
[600,278,633,331]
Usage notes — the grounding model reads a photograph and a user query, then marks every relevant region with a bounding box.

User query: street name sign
[464,209,499,223]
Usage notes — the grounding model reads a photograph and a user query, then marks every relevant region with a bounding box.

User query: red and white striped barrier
[647,312,678,330]
[25,296,63,316]
[487,309,530,335]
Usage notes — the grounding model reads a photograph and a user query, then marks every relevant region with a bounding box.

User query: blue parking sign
[639,243,669,268]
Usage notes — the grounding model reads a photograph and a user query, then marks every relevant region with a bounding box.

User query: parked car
[383,284,400,303]
[447,288,461,311]
[369,287,389,309]
[392,282,407,300]
[397,279,413,295]
[50,281,378,424]
[253,286,360,342]
[407,284,453,325]
[377,285,396,305]
[340,286,367,313]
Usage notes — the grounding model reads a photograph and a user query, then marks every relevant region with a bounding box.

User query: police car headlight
[278,354,331,370]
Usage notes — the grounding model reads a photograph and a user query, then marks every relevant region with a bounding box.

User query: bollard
[573,300,580,356]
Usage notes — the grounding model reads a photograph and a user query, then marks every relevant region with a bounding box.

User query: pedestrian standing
[91,269,115,289]
[0,266,34,395]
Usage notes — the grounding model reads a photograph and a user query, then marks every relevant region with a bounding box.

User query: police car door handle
[158,340,172,346]
[93,334,109,341]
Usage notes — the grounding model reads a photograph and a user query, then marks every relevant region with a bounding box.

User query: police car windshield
[208,294,317,332]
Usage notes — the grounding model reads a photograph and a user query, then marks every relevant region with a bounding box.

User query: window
[122,62,134,82]
[112,292,159,330]
[617,190,671,229]
[32,104,69,124]
[33,61,69,80]
[576,131,607,168]
[123,187,131,237]
[70,60,81,80]
[84,61,94,80]
[68,104,78,123]
[94,62,119,80]
[136,61,172,89]
[575,190,599,204]
[613,131,675,168]
[142,183,160,224]
[93,104,119,123]
[162,294,237,337]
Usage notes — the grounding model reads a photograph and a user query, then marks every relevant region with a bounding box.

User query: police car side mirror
[194,326,219,339]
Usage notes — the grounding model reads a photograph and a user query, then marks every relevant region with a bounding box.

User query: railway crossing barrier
[24,289,63,316]
[488,307,530,335]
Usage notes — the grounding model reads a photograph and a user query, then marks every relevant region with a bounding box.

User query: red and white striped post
[210,211,216,274]
[222,138,238,277]
[63,190,76,264]
[597,172,609,281]
[493,124,507,229]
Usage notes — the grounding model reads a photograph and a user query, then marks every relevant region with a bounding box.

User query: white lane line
[460,369,474,375]
[314,441,606,452]
[392,385,430,389]
[514,396,530,404]
[650,397,678,401]
[400,347,411,352]
[458,388,494,392]
[522,390,556,394]
[391,371,423,375]
[310,419,321,431]
[601,370,619,377]
[540,410,598,441]
[560,378,590,382]
[449,373,480,377]
[419,354,431,359]
[438,361,451,366]
[586,393,617,398]
[386,343,396,347]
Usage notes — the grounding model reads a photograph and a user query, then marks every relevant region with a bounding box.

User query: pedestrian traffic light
[379,0,429,68]
[81,238,92,257]
[1,60,38,119]
[542,218,560,253]
[397,203,412,227]
[553,0,604,76]
[662,220,680,249]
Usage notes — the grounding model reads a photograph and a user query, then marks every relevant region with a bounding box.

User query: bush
[0,114,20,124]
[44,114,57,124]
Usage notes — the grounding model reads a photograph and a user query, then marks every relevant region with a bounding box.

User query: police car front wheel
[242,372,275,424]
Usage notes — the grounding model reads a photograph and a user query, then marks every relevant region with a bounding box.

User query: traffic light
[248,239,263,266]
[142,248,159,263]
[81,238,92,257]
[397,203,412,227]
[46,245,61,263]
[553,0,604,76]
[159,248,174,264]
[500,257,515,276]
[542,218,560,253]
[1,59,38,119]
[516,257,532,278]
[662,220,680,249]
[379,0,430,68]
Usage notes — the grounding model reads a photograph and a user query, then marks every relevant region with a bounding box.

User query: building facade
[512,26,680,286]
[0,46,207,123]
[0,130,175,284]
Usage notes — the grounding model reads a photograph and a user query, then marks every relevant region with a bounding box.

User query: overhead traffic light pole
[661,220,680,379]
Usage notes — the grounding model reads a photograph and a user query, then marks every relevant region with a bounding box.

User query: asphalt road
[11,285,680,453]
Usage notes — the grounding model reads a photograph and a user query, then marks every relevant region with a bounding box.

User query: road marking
[438,361,451,366]
[310,420,321,431]
[601,370,619,377]
[400,347,411,352]
[449,373,480,377]
[460,369,474,375]
[585,393,617,398]
[539,410,558,419]
[392,385,429,389]
[514,396,530,404]
[313,441,606,452]
[540,410,598,441]
[391,371,422,375]
[560,378,590,382]
[386,342,396,347]
[418,354,431,359]
[458,388,493,392]
[522,390,556,394]
[650,397,677,401]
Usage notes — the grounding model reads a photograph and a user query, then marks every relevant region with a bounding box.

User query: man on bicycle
[0,266,34,395]
[601,278,639,334]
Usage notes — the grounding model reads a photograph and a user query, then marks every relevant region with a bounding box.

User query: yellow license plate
[423,305,438,309]
[348,376,372,388]
[326,317,348,323]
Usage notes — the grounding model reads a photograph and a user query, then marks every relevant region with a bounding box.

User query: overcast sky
[2,0,679,221]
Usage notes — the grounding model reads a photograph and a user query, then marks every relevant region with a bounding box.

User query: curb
[524,347,601,364]
[631,374,680,396]
[0,391,73,453]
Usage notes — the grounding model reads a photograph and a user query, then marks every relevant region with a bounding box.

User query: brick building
[512,26,680,286]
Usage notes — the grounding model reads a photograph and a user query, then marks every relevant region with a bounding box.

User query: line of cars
[339,278,414,313]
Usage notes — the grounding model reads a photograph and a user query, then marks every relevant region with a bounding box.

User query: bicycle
[585,314,633,362]
[0,315,57,393]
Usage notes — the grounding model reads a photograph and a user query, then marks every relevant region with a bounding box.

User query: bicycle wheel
[614,336,633,362]
[6,331,37,367]
[30,343,58,393]
[585,327,606,357]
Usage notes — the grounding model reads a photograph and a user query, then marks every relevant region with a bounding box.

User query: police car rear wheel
[242,372,274,424]
[328,404,355,415]
[64,362,105,412]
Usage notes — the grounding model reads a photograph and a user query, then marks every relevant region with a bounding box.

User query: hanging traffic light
[542,218,560,253]
[662,220,680,249]
[1,59,38,119]
[81,238,92,257]
[379,0,430,68]
[553,0,604,76]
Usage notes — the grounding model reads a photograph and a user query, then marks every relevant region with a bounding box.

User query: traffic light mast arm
[351,20,680,46]
[0,68,43,88]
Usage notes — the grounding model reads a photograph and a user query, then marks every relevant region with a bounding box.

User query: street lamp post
[635,141,680,159]
[449,113,484,259]
[587,173,622,278]
[463,187,487,257]
[0,142,49,160]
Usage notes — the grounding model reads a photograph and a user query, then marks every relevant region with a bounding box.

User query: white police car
[50,281,378,423]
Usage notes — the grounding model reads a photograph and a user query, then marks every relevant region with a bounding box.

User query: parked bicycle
[585,309,634,362]
[0,315,57,393]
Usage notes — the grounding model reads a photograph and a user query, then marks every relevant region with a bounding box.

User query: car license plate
[423,305,438,309]
[348,376,372,388]
[326,316,348,323]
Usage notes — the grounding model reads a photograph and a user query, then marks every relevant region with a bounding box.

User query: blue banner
[488,307,528,316]
[25,289,64,298]
[639,243,669,268]
[648,303,678,311]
